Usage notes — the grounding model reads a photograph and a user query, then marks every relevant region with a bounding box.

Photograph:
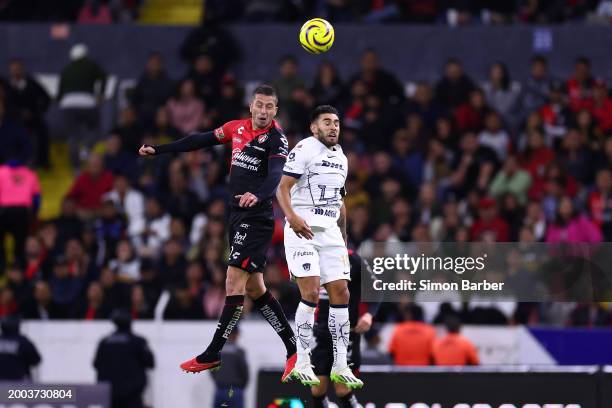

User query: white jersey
[283,136,348,228]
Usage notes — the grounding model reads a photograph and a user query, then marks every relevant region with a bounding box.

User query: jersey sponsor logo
[233,231,247,245]
[288,152,296,162]
[258,133,268,143]
[293,250,314,259]
[232,151,262,172]
[312,208,337,217]
[303,263,311,271]
[320,159,344,170]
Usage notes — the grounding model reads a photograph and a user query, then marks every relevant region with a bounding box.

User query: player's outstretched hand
[138,144,156,156]
[235,192,259,208]
[354,312,373,333]
[287,214,314,240]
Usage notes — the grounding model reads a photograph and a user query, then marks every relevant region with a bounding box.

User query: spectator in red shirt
[66,153,114,218]
[591,80,612,133]
[470,196,510,242]
[539,80,572,149]
[454,88,491,134]
[520,129,555,185]
[566,57,595,113]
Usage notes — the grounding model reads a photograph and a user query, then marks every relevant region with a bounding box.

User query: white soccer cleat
[330,365,363,389]
[288,358,320,386]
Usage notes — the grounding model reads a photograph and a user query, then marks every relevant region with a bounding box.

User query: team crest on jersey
[303,263,311,271]
[214,127,224,141]
[258,133,268,144]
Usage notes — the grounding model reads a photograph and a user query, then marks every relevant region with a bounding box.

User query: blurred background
[1,0,612,407]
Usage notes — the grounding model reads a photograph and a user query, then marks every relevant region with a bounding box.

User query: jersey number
[318,185,340,203]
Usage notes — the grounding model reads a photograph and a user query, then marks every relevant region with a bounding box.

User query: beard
[315,129,338,147]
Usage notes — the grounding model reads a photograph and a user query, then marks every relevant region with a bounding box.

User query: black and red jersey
[214,119,288,208]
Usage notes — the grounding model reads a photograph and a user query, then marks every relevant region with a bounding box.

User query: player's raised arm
[138,121,234,156]
[276,175,314,240]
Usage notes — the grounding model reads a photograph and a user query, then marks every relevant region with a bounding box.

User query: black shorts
[227,209,274,273]
[312,331,361,376]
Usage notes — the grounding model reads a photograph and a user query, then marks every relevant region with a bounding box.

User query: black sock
[197,295,244,363]
[339,392,359,408]
[254,290,297,357]
[312,395,328,408]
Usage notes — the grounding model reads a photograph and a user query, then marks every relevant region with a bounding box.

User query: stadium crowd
[0,28,612,330]
[3,0,612,25]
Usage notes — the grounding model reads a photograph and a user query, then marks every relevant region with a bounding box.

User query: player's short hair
[252,84,278,104]
[310,105,339,123]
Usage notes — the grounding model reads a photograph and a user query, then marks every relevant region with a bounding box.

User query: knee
[245,280,265,300]
[329,284,349,304]
[225,268,247,295]
[301,287,319,304]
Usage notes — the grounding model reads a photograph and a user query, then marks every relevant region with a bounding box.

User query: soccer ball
[299,18,334,54]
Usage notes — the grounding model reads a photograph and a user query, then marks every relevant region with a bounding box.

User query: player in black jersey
[139,85,300,382]
[310,250,380,408]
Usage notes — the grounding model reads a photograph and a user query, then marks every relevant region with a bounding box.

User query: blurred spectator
[112,106,143,155]
[6,58,51,168]
[478,111,511,162]
[21,281,60,320]
[449,132,498,199]
[546,195,602,243]
[66,153,114,217]
[539,79,572,148]
[99,267,130,313]
[435,58,475,109]
[520,56,550,121]
[566,57,595,113]
[94,199,127,263]
[482,62,521,128]
[130,52,173,125]
[103,133,138,181]
[48,254,84,319]
[210,327,249,408]
[388,304,435,366]
[470,197,510,242]
[76,281,111,319]
[78,0,113,24]
[489,155,532,205]
[187,54,221,107]
[0,160,41,271]
[214,75,245,126]
[592,80,612,133]
[272,55,306,124]
[165,79,206,135]
[104,173,145,235]
[311,61,345,107]
[454,88,490,134]
[57,44,107,171]
[93,310,155,408]
[130,284,154,319]
[109,239,141,283]
[432,315,480,366]
[0,316,41,380]
[132,196,171,258]
[361,325,393,365]
[588,168,612,240]
[349,49,405,107]
[163,283,204,320]
[558,128,594,185]
[0,99,32,164]
[567,303,612,327]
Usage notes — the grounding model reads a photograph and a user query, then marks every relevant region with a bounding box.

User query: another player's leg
[311,376,330,408]
[326,280,363,389]
[287,276,321,385]
[180,266,248,373]
[334,382,362,408]
[245,273,299,381]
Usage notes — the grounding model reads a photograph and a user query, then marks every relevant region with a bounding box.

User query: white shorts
[284,223,350,285]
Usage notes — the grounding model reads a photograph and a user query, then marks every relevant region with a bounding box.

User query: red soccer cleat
[281,353,297,383]
[180,357,221,374]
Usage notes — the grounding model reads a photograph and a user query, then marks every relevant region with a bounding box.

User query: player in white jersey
[276,105,363,389]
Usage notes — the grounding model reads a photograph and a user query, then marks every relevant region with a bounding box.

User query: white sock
[295,299,316,365]
[328,304,350,369]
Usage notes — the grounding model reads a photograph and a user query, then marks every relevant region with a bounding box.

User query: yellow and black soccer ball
[299,18,334,54]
